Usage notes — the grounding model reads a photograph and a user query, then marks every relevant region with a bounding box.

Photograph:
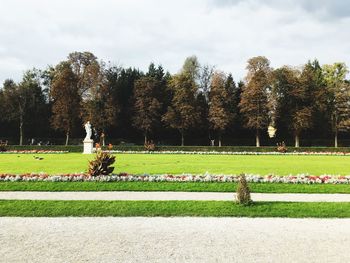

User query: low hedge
[114,145,350,152]
[5,145,83,153]
[3,145,350,153]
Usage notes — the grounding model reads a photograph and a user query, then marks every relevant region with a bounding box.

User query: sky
[0,0,350,83]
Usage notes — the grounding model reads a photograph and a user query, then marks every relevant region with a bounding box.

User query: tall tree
[1,70,45,145]
[334,82,350,136]
[323,62,350,147]
[162,73,200,146]
[294,60,327,147]
[199,64,214,101]
[81,63,119,145]
[182,55,200,81]
[208,71,234,146]
[111,67,143,139]
[68,51,100,99]
[50,62,81,145]
[273,66,311,147]
[239,56,271,147]
[132,76,163,143]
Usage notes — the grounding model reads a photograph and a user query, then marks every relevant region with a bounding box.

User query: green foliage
[162,72,201,145]
[323,62,350,147]
[2,53,350,147]
[2,181,350,194]
[2,200,350,218]
[273,64,322,147]
[1,70,46,145]
[181,55,200,80]
[87,151,116,176]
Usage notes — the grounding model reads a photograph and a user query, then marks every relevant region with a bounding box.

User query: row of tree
[1,52,350,147]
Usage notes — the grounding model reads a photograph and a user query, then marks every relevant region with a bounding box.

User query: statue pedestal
[83,139,94,154]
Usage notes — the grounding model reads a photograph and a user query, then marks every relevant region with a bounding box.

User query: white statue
[84,121,92,141]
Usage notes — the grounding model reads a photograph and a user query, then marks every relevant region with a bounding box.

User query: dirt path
[1,217,350,262]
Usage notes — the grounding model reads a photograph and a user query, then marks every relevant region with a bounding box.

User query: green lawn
[1,181,350,193]
[1,153,350,175]
[1,200,350,217]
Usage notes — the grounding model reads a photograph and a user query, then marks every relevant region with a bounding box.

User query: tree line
[1,52,350,147]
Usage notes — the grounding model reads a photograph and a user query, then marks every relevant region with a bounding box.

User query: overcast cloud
[0,0,349,83]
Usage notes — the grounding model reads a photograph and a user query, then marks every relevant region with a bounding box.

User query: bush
[236,174,252,205]
[87,151,116,176]
[0,141,7,152]
[276,141,288,153]
[144,140,156,151]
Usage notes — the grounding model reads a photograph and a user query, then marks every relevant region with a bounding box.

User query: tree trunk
[334,129,338,148]
[102,136,105,147]
[181,130,184,146]
[19,118,23,146]
[255,130,260,147]
[144,132,147,144]
[218,133,222,147]
[65,131,70,146]
[295,134,300,148]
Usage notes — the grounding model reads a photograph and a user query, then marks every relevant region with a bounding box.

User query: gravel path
[2,191,350,202]
[1,217,350,263]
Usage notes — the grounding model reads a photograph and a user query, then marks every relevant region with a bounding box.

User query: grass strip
[1,200,350,217]
[1,181,350,193]
[2,153,350,175]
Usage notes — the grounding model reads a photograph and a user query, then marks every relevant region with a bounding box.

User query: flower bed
[106,150,350,156]
[0,150,68,154]
[1,173,350,184]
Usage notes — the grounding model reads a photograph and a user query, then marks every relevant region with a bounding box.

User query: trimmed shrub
[236,174,252,205]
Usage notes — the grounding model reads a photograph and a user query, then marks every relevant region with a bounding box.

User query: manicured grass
[1,181,350,193]
[1,200,350,217]
[1,153,350,175]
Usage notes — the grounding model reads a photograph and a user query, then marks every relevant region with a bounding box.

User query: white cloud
[0,0,350,84]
